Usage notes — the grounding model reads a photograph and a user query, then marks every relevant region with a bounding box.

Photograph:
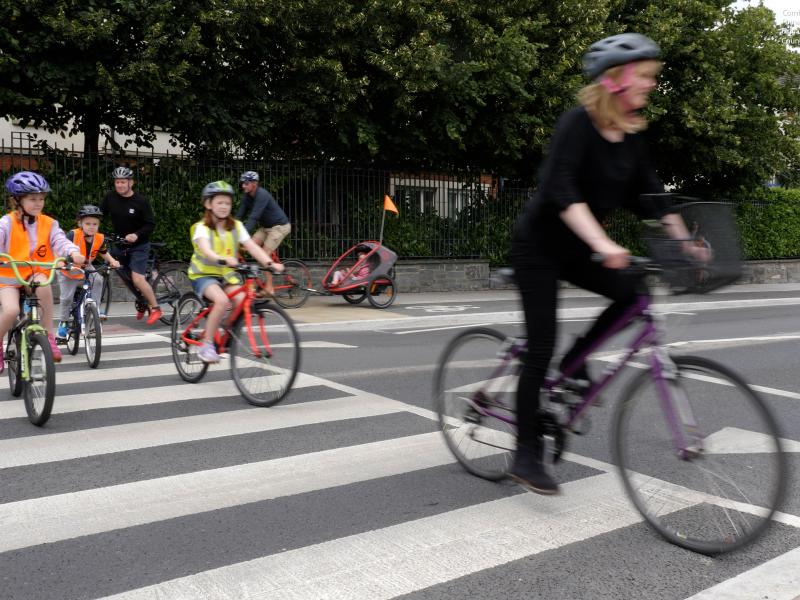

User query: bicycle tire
[434,327,517,481]
[23,332,56,426]
[83,302,102,368]
[65,321,80,355]
[612,354,786,555]
[154,267,192,325]
[272,260,312,309]
[100,272,112,316]
[229,302,300,407]
[171,293,210,383]
[7,329,23,397]
[367,274,397,309]
[342,290,367,304]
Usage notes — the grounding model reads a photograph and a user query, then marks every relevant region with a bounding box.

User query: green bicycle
[3,255,72,426]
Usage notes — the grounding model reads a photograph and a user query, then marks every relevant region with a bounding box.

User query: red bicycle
[170,263,300,407]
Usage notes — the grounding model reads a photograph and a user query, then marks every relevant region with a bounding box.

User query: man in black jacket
[100,166,162,324]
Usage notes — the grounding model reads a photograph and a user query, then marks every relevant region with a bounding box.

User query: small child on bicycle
[56,205,121,340]
[330,245,371,286]
[188,181,282,364]
[0,172,85,366]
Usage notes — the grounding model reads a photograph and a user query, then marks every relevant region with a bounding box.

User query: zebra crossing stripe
[98,472,648,600]
[0,432,458,553]
[684,546,800,599]
[0,395,408,468]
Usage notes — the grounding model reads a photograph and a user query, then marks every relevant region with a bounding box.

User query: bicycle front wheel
[65,322,80,356]
[272,260,312,309]
[434,328,518,481]
[7,329,23,397]
[170,293,209,383]
[23,332,56,426]
[154,267,192,325]
[83,303,102,368]
[229,302,300,407]
[613,355,786,555]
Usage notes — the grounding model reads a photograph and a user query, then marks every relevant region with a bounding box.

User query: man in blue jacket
[237,171,291,296]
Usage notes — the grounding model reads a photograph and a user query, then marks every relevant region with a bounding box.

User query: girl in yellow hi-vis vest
[188,181,281,364]
[1,172,85,367]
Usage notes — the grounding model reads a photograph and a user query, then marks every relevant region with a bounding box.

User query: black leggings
[512,256,641,443]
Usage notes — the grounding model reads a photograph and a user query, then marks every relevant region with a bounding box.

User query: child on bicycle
[56,205,121,340]
[189,180,282,363]
[0,171,85,366]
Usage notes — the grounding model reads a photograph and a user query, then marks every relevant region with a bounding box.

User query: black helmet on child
[202,180,235,199]
[355,243,372,254]
[77,205,103,219]
[239,171,259,183]
[582,33,661,80]
[112,166,134,180]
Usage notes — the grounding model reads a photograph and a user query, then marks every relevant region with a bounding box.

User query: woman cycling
[509,33,698,494]
[188,181,282,364]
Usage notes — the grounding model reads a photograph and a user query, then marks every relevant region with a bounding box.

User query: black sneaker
[510,444,559,495]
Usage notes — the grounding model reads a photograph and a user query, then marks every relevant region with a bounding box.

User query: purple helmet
[5,171,51,196]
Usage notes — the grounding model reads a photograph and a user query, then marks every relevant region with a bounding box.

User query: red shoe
[47,333,63,363]
[146,306,163,325]
[136,310,145,321]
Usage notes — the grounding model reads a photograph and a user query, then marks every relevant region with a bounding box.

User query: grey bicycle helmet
[112,166,134,179]
[77,204,103,219]
[582,33,661,80]
[239,171,259,183]
[202,180,235,199]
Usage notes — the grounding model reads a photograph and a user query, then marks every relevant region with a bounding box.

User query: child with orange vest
[56,205,121,339]
[1,172,85,366]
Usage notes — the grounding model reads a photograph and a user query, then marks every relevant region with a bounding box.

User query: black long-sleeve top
[512,106,672,263]
[236,187,289,234]
[99,191,155,246]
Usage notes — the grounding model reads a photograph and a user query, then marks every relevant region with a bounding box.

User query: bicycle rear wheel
[7,329,23,397]
[434,328,518,481]
[23,332,56,426]
[229,302,300,406]
[100,273,112,316]
[170,293,209,383]
[613,354,786,555]
[83,302,102,368]
[154,267,192,325]
[272,259,312,309]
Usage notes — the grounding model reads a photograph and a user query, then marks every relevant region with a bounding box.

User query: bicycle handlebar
[0,254,79,286]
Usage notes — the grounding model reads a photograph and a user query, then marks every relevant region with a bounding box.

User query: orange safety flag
[384,194,399,215]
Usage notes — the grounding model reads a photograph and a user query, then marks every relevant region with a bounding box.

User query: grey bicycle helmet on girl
[202,180,235,199]
[582,33,661,80]
[5,171,51,196]
[239,171,259,183]
[112,166,134,179]
[77,204,103,219]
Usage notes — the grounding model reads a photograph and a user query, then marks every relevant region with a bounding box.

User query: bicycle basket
[644,201,742,295]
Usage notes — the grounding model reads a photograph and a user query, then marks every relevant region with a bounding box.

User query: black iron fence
[0,141,531,264]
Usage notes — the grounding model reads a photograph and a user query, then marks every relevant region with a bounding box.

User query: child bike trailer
[322,241,397,308]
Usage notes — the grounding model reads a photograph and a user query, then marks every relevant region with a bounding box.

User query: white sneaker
[198,342,221,364]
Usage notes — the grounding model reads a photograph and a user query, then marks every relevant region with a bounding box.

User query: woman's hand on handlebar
[263,260,284,274]
[592,240,630,269]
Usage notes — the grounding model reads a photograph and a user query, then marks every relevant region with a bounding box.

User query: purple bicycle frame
[480,292,693,455]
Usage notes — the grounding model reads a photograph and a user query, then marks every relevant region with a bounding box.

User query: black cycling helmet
[355,243,372,254]
[202,180,235,199]
[582,33,661,80]
[112,166,134,180]
[77,204,103,219]
[239,171,259,183]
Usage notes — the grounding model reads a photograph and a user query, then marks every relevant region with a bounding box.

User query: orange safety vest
[64,229,104,280]
[0,213,56,286]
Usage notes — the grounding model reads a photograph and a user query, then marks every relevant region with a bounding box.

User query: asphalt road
[0,284,798,599]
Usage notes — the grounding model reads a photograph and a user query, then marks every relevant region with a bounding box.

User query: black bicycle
[59,264,111,368]
[99,235,191,325]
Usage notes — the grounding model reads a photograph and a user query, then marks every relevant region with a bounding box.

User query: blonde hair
[577,61,661,134]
